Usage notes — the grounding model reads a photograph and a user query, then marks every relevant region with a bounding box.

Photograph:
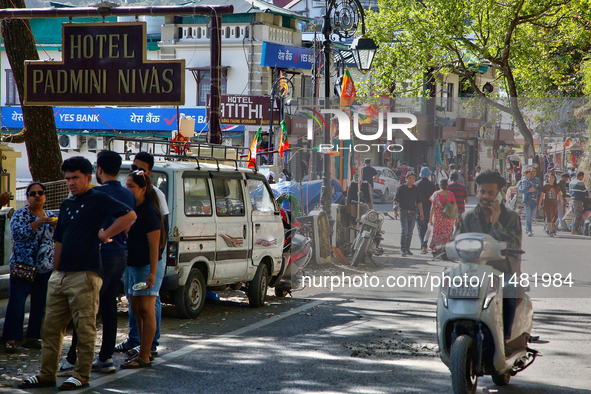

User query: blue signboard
[261,42,315,71]
[1,107,243,133]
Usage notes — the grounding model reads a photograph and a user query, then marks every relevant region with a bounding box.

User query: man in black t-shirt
[361,158,379,208]
[21,157,136,391]
[393,172,424,256]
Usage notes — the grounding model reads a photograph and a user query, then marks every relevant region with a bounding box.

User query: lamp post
[320,0,377,225]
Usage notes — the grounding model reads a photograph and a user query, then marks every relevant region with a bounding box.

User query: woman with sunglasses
[3,182,56,352]
[121,171,165,368]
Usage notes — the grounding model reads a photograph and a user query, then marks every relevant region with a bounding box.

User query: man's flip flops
[17,375,56,389]
[58,377,89,391]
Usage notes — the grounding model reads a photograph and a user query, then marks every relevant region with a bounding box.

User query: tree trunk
[503,64,535,161]
[1,0,63,182]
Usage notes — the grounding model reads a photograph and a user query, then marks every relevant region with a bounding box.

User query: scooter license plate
[448,285,479,298]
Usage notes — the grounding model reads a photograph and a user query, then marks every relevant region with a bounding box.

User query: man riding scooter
[437,170,523,354]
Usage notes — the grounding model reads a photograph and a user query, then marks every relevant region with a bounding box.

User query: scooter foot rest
[529,335,540,342]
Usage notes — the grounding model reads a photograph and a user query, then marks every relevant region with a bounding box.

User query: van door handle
[244,224,247,238]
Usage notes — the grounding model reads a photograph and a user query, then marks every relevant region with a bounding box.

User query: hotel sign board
[24,22,185,106]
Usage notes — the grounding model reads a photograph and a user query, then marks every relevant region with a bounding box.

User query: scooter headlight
[440,285,449,308]
[367,211,379,223]
[455,239,483,260]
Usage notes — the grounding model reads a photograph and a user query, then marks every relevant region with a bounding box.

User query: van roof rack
[106,137,257,173]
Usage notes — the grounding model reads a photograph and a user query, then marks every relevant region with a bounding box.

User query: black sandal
[4,342,17,353]
[17,375,56,389]
[121,358,152,369]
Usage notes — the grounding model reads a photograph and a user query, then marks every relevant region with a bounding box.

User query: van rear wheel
[248,264,269,307]
[175,268,206,319]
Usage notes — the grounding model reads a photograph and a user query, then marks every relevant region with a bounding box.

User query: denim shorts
[126,260,165,296]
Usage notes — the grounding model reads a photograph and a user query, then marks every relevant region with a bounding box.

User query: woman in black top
[122,170,165,369]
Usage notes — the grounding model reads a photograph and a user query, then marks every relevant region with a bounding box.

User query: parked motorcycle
[436,233,538,394]
[350,201,384,267]
[270,208,313,297]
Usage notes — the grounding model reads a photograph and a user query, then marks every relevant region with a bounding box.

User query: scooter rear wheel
[450,335,478,394]
[491,371,511,386]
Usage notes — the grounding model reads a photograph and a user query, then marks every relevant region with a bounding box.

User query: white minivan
[118,159,284,318]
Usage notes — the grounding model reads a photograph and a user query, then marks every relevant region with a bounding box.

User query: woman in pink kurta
[429,178,457,250]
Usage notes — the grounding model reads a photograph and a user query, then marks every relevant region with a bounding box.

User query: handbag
[9,211,47,281]
[10,262,37,281]
[441,191,459,219]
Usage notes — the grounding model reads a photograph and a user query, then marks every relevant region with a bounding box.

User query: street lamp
[320,0,377,226]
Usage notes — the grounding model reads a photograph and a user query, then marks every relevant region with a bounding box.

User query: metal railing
[15,180,69,210]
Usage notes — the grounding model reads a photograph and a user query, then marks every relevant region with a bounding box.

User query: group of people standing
[4,151,168,391]
[517,164,589,237]
[393,165,470,256]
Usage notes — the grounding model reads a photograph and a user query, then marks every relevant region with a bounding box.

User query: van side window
[247,179,277,212]
[184,177,212,216]
[212,178,245,216]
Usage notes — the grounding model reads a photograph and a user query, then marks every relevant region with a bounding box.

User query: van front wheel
[248,264,269,307]
[175,268,206,319]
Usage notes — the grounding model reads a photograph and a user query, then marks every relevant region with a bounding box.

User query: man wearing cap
[518,166,542,236]
[415,167,438,254]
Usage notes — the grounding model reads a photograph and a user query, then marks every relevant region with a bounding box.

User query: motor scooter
[350,201,385,267]
[270,208,313,297]
[436,233,538,394]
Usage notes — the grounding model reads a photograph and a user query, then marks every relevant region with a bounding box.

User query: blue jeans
[556,202,568,231]
[525,200,538,233]
[400,210,417,252]
[2,271,51,342]
[123,262,162,351]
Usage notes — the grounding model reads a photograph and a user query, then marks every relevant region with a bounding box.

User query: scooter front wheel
[351,235,370,267]
[450,335,478,394]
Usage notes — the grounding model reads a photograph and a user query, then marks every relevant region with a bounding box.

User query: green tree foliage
[366,0,591,159]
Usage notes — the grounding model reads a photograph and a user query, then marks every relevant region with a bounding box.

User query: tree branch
[2,129,26,144]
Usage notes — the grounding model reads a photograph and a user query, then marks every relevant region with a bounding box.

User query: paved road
[2,202,590,393]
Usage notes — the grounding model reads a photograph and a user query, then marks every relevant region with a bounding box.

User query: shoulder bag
[441,191,459,219]
[9,211,46,281]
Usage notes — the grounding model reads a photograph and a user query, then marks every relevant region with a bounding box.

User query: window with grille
[440,83,453,112]
[197,70,228,106]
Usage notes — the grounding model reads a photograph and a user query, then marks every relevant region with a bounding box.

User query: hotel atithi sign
[24,22,185,106]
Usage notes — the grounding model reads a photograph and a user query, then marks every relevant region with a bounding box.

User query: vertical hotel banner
[24,22,184,106]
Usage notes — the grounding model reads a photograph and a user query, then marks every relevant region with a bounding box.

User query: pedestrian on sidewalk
[568,171,588,235]
[433,164,448,185]
[414,167,438,254]
[539,173,562,237]
[60,150,137,374]
[556,173,570,231]
[447,172,469,216]
[393,172,424,257]
[361,158,378,209]
[3,182,57,353]
[120,170,165,369]
[429,178,457,251]
[115,152,169,360]
[18,157,136,391]
[518,166,542,237]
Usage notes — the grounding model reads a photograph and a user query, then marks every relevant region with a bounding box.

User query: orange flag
[340,67,356,106]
